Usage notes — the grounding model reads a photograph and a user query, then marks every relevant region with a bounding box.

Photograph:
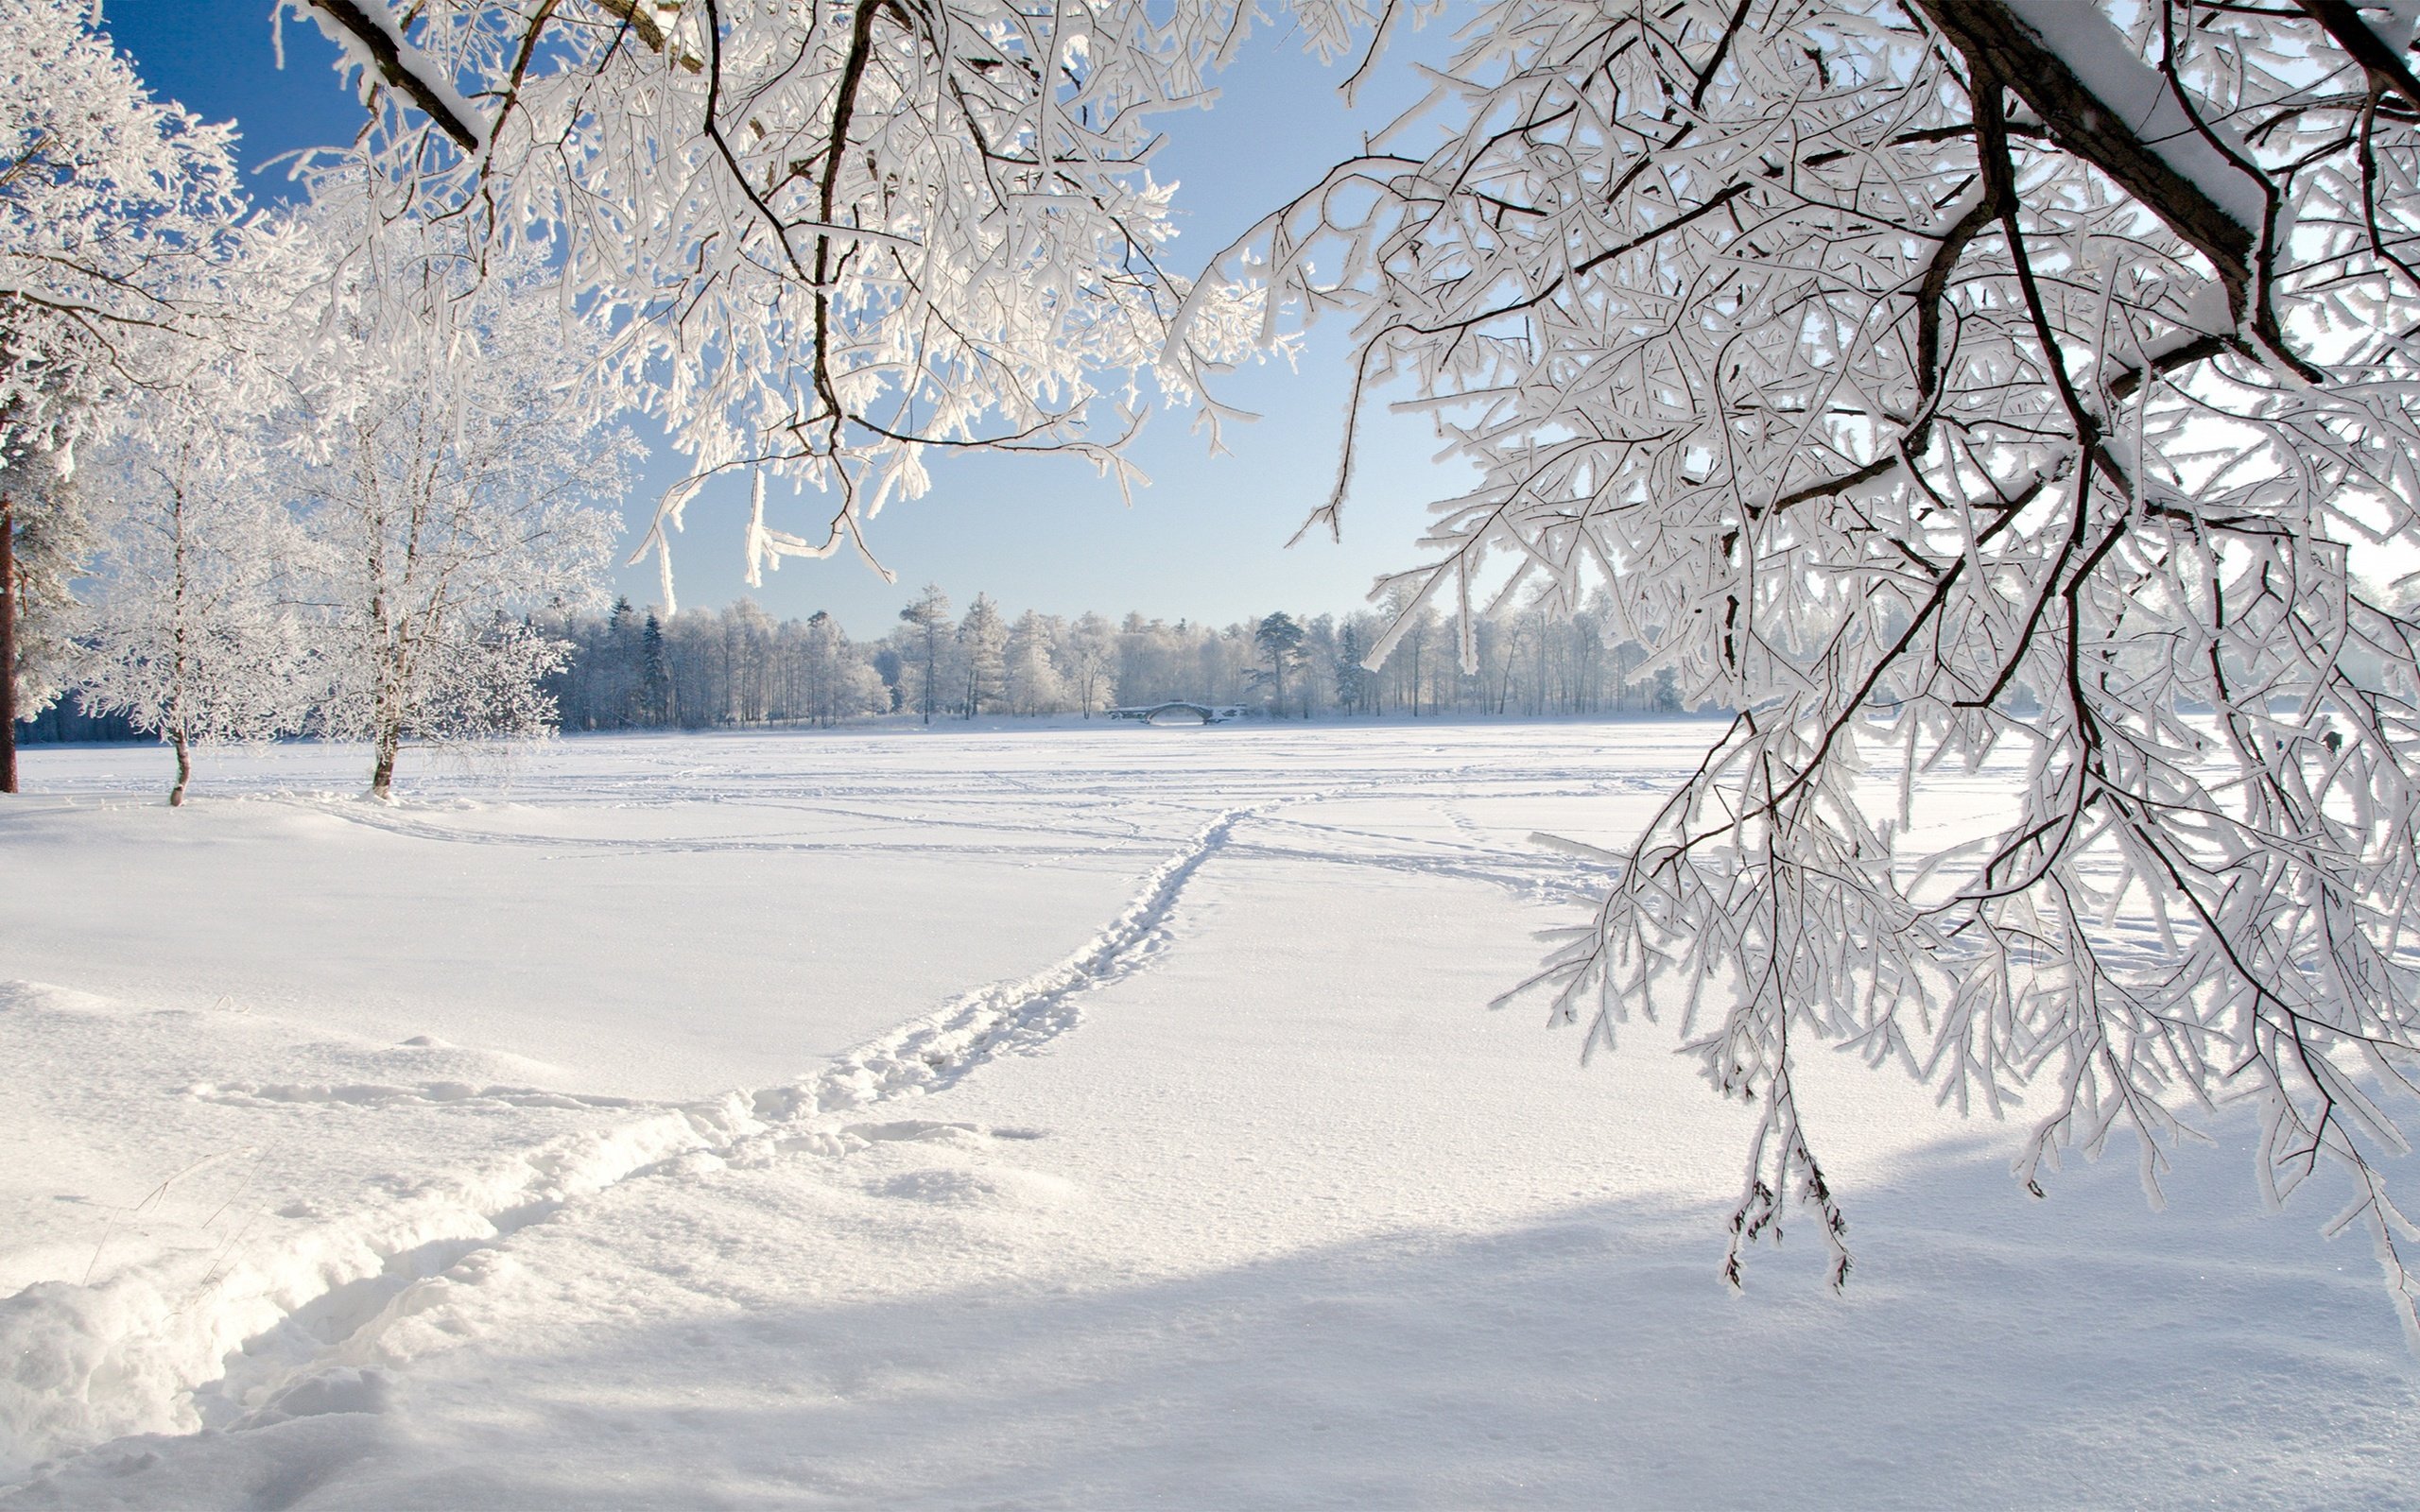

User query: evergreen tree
[1334,620,1370,715]
[1254,611,1307,718]
[639,612,671,727]
[605,597,640,726]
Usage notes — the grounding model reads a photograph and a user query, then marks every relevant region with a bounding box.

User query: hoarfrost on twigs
[1209,0,2420,1336]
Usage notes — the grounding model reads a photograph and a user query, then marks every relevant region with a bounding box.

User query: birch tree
[1208,0,2420,1330]
[81,396,313,805]
[285,195,632,799]
[799,610,887,725]
[1063,611,1117,716]
[0,0,250,791]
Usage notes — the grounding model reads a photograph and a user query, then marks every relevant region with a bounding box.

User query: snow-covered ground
[1,720,2411,1508]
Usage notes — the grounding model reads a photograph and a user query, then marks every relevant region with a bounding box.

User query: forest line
[17,583,1685,744]
[537,584,1685,730]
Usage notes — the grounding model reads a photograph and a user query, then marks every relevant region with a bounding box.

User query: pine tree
[1254,611,1307,718]
[1333,620,1370,716]
[640,612,671,727]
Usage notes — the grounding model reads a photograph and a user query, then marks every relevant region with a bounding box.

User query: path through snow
[1,722,2413,1507]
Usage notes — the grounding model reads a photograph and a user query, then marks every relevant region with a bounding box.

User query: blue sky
[105,0,1471,640]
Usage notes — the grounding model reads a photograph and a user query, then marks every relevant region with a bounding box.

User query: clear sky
[103,0,1474,640]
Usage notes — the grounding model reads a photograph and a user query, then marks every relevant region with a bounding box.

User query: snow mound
[0,1098,748,1473]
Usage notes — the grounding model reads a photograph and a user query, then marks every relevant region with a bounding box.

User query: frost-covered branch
[1234,0,2420,1335]
[278,0,1342,593]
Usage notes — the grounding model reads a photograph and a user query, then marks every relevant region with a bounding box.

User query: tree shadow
[12,1125,2416,1511]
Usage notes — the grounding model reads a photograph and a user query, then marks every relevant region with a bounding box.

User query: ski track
[267,780,1624,902]
[282,797,1176,857]
[0,803,1264,1481]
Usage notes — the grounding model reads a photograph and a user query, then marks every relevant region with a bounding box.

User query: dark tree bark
[1909,0,2257,302]
[371,725,400,801]
[304,0,486,151]
[1,494,16,796]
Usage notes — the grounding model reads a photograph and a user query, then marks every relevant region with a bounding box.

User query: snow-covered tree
[1213,0,2420,1327]
[957,593,1009,717]
[0,0,251,790]
[721,597,780,723]
[1061,611,1117,717]
[0,0,249,459]
[277,0,1294,603]
[797,610,884,726]
[897,584,954,725]
[284,195,631,799]
[1004,610,1068,714]
[80,394,312,805]
[0,445,92,754]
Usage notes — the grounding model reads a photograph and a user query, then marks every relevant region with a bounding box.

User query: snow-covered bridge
[1105,702,1246,726]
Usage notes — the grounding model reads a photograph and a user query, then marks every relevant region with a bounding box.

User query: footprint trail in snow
[0,803,1260,1473]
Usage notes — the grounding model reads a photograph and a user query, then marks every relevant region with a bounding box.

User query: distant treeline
[536,587,1683,731]
[19,586,1685,745]
[10,691,141,745]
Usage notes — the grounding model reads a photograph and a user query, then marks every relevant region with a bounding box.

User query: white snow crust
[1,722,2412,1507]
[2002,0,2271,241]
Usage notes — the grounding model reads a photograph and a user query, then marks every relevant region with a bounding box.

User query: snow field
[2,721,2415,1506]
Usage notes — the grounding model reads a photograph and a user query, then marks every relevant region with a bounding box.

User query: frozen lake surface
[0,721,2411,1507]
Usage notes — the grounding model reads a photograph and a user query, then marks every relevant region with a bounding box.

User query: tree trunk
[169,729,191,808]
[371,725,399,800]
[0,494,15,796]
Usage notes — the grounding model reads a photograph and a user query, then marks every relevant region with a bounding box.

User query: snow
[2002,0,2271,244]
[290,0,488,150]
[2,721,2414,1507]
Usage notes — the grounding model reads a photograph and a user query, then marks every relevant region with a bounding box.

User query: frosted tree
[0,0,251,790]
[797,610,885,726]
[1005,610,1068,714]
[1207,0,2420,1328]
[275,0,1300,604]
[0,0,249,456]
[80,394,312,805]
[1061,612,1118,716]
[283,192,632,799]
[958,593,1010,717]
[0,445,91,760]
[897,584,955,725]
